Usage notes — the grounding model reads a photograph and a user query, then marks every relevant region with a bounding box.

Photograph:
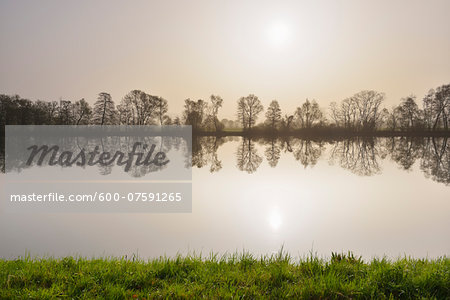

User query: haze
[1,0,449,119]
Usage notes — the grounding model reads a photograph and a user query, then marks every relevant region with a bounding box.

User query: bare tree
[73,98,92,125]
[386,106,402,131]
[329,101,340,127]
[397,96,421,130]
[237,97,248,129]
[58,100,73,125]
[236,94,263,130]
[329,91,384,131]
[353,90,384,130]
[183,99,207,131]
[295,99,323,128]
[423,84,450,131]
[34,100,58,124]
[329,98,357,129]
[119,90,157,125]
[205,95,224,131]
[154,96,168,125]
[117,102,133,125]
[265,100,282,130]
[93,92,117,125]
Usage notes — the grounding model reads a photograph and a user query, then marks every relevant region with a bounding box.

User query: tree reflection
[264,138,281,168]
[126,136,173,177]
[291,139,324,168]
[329,138,382,176]
[420,137,449,185]
[386,137,424,171]
[2,136,449,185]
[191,137,208,168]
[204,136,225,173]
[236,138,262,174]
[191,136,225,172]
[280,137,294,153]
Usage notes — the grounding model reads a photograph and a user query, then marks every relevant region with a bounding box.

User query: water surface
[0,137,449,259]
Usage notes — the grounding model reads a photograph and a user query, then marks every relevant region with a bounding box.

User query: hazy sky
[1,0,449,119]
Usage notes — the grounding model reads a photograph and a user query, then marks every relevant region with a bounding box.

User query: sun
[267,21,292,47]
[268,209,282,231]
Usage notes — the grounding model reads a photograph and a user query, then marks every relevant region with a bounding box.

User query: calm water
[0,137,449,259]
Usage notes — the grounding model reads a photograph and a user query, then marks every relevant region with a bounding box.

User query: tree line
[0,84,448,133]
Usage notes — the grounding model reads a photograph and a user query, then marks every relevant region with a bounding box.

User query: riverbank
[193,128,450,138]
[1,252,448,299]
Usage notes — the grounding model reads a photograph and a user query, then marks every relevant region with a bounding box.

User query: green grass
[0,251,449,299]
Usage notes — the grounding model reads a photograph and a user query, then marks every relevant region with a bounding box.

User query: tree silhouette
[210,95,224,131]
[329,91,385,131]
[118,90,157,125]
[354,91,385,130]
[183,99,207,131]
[397,96,422,130]
[386,106,402,131]
[73,98,92,125]
[33,100,58,125]
[205,95,224,132]
[329,98,357,129]
[423,84,449,131]
[236,94,263,130]
[265,100,282,130]
[58,100,73,125]
[237,97,247,129]
[93,92,116,125]
[1,83,450,134]
[295,99,323,129]
[154,96,169,125]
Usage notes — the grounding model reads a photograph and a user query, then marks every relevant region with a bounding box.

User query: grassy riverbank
[1,252,448,299]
